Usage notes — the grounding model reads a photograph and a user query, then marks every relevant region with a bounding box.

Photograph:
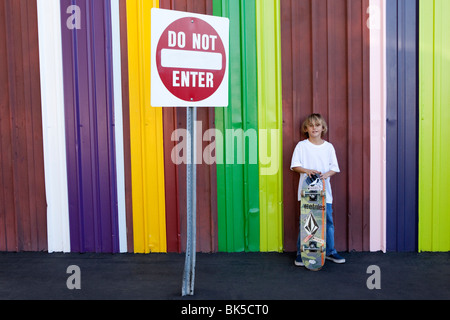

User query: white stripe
[369,0,386,253]
[111,0,128,253]
[37,0,70,253]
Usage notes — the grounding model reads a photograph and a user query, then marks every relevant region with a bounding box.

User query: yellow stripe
[126,0,167,253]
[256,0,284,252]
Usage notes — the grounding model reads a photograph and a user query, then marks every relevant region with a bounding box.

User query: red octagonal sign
[151,9,229,107]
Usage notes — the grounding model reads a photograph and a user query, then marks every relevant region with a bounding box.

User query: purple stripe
[61,0,119,253]
[385,0,418,252]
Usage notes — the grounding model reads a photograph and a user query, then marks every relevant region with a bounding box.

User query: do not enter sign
[151,8,229,107]
[157,17,226,102]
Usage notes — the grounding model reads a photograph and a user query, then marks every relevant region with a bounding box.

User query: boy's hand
[320,170,336,180]
[305,169,321,178]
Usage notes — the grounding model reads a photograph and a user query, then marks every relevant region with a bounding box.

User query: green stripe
[256,0,283,252]
[419,0,450,251]
[214,0,260,252]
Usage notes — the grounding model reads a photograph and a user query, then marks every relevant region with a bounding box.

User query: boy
[290,114,345,266]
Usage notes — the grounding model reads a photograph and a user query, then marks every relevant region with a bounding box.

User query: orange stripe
[322,179,325,264]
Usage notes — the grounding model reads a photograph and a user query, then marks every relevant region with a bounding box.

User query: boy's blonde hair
[301,113,328,138]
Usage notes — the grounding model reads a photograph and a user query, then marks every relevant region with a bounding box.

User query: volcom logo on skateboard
[304,213,319,235]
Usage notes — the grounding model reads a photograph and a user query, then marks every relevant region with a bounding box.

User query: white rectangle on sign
[161,49,223,70]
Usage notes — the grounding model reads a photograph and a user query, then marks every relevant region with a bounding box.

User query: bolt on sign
[151,8,229,107]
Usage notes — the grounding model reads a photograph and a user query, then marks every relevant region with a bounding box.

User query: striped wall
[1,0,449,253]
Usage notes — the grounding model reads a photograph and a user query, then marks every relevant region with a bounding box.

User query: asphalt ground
[0,251,449,302]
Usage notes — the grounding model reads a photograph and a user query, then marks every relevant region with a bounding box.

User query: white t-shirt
[290,139,340,203]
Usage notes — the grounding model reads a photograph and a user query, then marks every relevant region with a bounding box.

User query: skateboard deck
[300,174,326,271]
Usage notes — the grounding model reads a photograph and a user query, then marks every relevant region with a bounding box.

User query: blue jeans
[297,203,337,256]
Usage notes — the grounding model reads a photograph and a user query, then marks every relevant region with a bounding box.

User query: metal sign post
[150,8,229,297]
[182,106,197,296]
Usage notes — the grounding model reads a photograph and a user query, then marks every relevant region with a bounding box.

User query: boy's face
[306,121,324,139]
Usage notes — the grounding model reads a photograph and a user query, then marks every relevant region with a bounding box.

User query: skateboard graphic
[300,174,326,271]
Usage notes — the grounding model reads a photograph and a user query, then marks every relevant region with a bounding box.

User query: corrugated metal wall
[281,0,371,252]
[213,0,260,253]
[256,0,283,252]
[213,0,284,253]
[419,0,450,252]
[110,0,128,253]
[1,0,448,254]
[386,0,418,252]
[60,0,120,253]
[118,0,134,253]
[37,0,70,253]
[0,0,47,252]
[126,0,167,253]
[369,0,386,252]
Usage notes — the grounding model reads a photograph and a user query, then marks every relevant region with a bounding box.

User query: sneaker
[294,255,304,267]
[326,253,346,264]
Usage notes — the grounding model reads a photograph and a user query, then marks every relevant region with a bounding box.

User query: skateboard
[300,174,326,271]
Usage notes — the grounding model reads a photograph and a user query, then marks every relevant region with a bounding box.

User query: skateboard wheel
[320,191,325,197]
[301,190,305,197]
